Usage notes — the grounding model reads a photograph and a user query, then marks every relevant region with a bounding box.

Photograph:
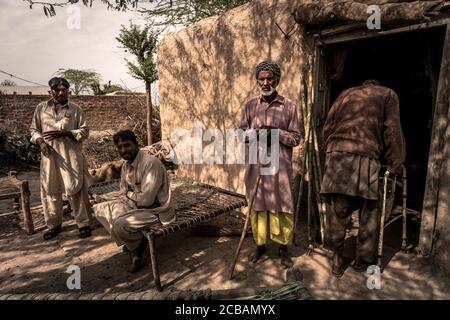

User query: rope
[89,176,217,211]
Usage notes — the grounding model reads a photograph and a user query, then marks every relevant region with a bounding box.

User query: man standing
[240,61,303,268]
[30,77,92,240]
[321,80,405,277]
[93,130,175,273]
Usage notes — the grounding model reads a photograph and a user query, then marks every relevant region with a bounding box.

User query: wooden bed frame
[89,176,247,291]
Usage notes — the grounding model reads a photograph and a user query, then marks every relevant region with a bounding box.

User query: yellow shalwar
[250,211,294,246]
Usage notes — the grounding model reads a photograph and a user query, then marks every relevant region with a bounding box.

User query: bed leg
[148,234,162,292]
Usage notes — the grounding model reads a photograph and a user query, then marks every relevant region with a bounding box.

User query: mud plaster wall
[433,42,450,275]
[158,0,306,194]
[0,95,147,136]
[434,119,450,276]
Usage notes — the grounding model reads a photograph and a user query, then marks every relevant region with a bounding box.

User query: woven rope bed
[89,175,247,291]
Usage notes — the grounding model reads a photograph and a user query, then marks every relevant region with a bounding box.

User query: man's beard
[260,86,276,96]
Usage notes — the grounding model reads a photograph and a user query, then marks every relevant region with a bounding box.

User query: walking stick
[294,148,307,246]
[229,172,262,280]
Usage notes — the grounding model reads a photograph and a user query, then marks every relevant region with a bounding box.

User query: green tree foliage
[26,0,251,27]
[116,22,158,145]
[91,81,126,95]
[116,23,158,84]
[56,68,101,95]
[142,0,251,27]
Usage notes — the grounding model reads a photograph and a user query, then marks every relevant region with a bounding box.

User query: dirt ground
[0,169,449,300]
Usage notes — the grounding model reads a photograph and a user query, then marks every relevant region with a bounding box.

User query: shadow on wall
[157,0,305,194]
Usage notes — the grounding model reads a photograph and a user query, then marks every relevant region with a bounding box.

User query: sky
[0,0,160,93]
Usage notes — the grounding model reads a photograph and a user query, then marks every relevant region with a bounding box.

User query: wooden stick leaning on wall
[294,78,310,246]
[311,125,326,245]
[306,54,316,254]
[306,126,314,254]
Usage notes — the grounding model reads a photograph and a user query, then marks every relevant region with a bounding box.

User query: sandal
[79,226,92,238]
[43,225,62,240]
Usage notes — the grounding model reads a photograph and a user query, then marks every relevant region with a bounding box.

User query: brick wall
[0,95,147,135]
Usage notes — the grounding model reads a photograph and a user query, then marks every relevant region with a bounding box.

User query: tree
[91,81,126,95]
[116,22,158,145]
[26,0,251,27]
[56,68,101,95]
[0,79,16,86]
[140,0,251,28]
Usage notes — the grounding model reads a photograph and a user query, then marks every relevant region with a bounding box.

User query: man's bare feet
[249,245,266,263]
[127,237,148,273]
[331,252,351,278]
[279,245,293,268]
[128,254,142,273]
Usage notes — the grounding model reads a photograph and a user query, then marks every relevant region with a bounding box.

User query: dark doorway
[325,26,446,212]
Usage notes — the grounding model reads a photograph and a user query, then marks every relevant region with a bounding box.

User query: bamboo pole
[306,54,315,254]
[294,78,310,246]
[311,126,326,244]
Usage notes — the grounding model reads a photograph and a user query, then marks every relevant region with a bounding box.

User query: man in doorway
[93,130,175,273]
[30,77,92,240]
[321,79,406,277]
[239,61,303,268]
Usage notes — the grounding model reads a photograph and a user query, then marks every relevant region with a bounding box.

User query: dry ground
[0,169,449,299]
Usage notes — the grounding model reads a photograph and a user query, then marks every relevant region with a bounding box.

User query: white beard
[260,86,276,96]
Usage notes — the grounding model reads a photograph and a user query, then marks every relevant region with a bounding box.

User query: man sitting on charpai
[93,130,175,273]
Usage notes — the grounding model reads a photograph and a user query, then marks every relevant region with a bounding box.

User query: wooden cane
[229,172,262,280]
[377,170,390,270]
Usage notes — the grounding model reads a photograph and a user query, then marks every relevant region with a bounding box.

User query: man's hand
[36,138,53,158]
[42,130,73,141]
[258,125,277,141]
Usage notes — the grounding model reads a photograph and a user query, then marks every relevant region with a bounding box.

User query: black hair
[48,77,70,89]
[362,79,380,86]
[113,129,139,146]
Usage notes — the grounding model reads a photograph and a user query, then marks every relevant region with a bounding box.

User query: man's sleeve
[239,101,250,131]
[70,107,89,142]
[383,90,406,174]
[278,103,303,147]
[238,101,252,143]
[30,104,43,144]
[126,159,162,208]
[119,165,128,195]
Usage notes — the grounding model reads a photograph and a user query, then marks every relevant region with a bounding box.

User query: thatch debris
[294,0,450,25]
[0,129,40,170]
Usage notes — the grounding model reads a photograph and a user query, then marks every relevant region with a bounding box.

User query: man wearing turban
[239,61,304,268]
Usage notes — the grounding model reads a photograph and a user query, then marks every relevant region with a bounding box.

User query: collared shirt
[119,149,175,224]
[30,99,89,195]
[323,84,405,174]
[239,93,304,214]
[30,99,89,144]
